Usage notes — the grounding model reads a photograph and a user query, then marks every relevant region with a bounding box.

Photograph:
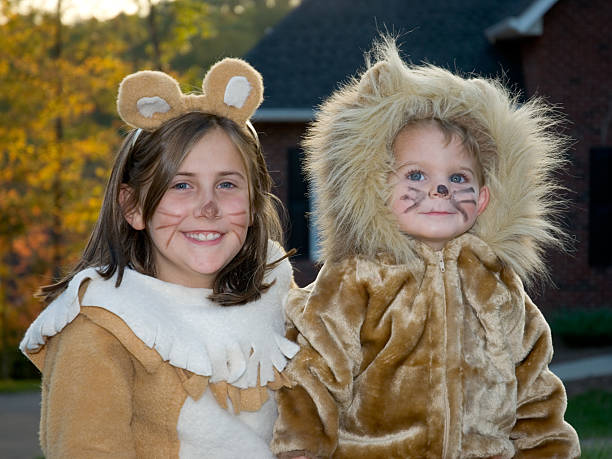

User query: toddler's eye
[449,174,466,184]
[172,182,191,190]
[406,170,424,181]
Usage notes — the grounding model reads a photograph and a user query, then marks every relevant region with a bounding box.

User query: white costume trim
[20,241,298,389]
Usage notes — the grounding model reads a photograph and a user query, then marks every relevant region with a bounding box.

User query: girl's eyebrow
[218,171,246,179]
[174,171,246,180]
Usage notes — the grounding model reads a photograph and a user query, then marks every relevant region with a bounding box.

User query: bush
[549,308,612,347]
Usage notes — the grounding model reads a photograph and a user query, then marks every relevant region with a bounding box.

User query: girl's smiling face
[127,127,251,288]
[389,122,489,251]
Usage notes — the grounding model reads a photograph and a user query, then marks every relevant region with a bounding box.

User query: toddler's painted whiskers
[451,187,477,221]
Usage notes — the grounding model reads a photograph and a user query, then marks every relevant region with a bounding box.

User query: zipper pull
[437,251,445,272]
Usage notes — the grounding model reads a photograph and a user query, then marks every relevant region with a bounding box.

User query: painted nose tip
[437,184,449,196]
[201,201,219,218]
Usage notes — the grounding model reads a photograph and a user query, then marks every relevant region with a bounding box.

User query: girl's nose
[198,200,220,219]
[429,184,450,199]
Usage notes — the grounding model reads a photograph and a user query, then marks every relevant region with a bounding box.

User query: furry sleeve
[40,313,137,458]
[271,259,368,458]
[511,295,580,458]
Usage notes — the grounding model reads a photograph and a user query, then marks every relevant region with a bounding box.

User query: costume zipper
[438,250,450,458]
[437,251,445,272]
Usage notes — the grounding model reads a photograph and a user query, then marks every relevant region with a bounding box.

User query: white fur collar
[20,242,298,388]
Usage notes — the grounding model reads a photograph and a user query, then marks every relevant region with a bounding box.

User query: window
[589,147,612,267]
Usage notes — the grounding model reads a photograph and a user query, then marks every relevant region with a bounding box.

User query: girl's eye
[218,181,236,189]
[406,170,424,181]
[449,173,467,184]
[172,182,191,190]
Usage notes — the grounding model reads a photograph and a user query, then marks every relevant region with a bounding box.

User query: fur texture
[272,235,580,458]
[304,38,569,285]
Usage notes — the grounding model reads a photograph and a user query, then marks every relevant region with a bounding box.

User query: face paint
[201,200,220,219]
[389,122,489,250]
[450,186,477,221]
[401,186,426,213]
[147,128,250,288]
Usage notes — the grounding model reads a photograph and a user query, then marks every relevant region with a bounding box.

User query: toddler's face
[388,123,489,251]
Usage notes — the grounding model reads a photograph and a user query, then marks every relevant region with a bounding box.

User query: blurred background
[0,0,611,456]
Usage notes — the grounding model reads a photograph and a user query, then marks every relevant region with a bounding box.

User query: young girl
[20,58,298,458]
[271,39,580,458]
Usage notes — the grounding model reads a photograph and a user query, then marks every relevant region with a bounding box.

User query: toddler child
[20,58,299,458]
[271,39,580,459]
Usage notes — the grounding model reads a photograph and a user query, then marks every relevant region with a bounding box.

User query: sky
[18,0,159,23]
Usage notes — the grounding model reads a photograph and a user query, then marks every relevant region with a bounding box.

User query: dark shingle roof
[245,0,534,109]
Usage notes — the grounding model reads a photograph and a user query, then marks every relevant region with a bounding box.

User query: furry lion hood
[304,38,569,285]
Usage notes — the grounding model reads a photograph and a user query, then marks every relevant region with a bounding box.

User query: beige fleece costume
[271,42,580,458]
[21,243,298,458]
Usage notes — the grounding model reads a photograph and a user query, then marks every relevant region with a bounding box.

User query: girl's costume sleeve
[272,259,367,458]
[510,295,580,458]
[40,313,137,458]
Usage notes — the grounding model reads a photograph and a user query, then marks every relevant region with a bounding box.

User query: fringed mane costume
[271,40,579,459]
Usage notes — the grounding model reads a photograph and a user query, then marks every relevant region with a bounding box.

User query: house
[245,0,612,311]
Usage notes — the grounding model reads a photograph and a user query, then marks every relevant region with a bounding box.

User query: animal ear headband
[117,58,263,130]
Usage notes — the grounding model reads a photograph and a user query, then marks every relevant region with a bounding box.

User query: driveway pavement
[0,391,43,459]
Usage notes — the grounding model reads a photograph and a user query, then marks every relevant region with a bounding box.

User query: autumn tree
[0,0,130,377]
[0,0,297,378]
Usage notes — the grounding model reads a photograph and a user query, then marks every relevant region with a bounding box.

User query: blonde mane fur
[304,38,569,285]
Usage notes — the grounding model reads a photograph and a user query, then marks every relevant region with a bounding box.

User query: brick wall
[254,121,319,286]
[519,0,612,311]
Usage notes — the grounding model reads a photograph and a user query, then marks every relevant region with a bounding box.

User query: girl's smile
[129,127,251,288]
[183,231,223,242]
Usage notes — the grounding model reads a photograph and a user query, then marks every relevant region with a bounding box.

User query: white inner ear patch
[136,96,171,118]
[224,76,252,109]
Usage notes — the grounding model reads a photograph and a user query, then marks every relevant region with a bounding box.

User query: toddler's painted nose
[430,184,450,199]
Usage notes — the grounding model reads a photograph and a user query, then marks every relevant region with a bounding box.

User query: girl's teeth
[189,232,220,241]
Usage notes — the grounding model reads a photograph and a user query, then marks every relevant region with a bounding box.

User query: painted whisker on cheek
[154,223,181,231]
[165,227,180,249]
[454,187,475,195]
[454,206,468,221]
[226,210,248,217]
[156,209,183,218]
[402,188,425,214]
[403,202,419,213]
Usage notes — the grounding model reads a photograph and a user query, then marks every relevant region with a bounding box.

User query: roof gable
[246,0,534,112]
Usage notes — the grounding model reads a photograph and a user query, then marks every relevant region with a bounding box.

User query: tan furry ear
[202,58,264,125]
[116,58,263,130]
[117,71,186,130]
[358,61,393,98]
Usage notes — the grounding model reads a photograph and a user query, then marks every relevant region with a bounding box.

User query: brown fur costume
[271,40,579,458]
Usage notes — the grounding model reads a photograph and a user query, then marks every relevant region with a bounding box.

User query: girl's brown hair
[39,112,284,306]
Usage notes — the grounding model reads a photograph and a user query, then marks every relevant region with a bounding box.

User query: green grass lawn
[0,378,40,393]
[566,389,612,457]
